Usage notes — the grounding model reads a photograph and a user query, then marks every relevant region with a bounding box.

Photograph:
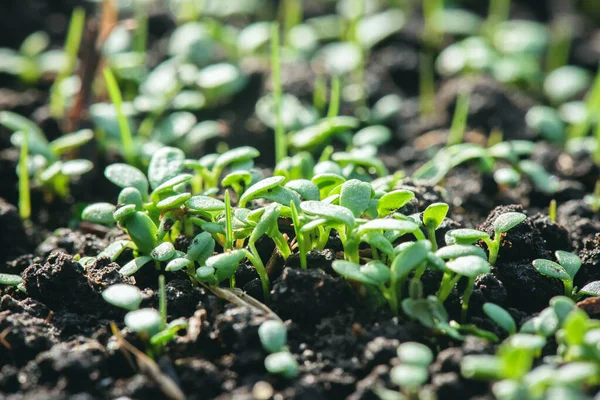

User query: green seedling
[18,126,31,221]
[532,251,600,300]
[103,67,136,165]
[391,342,434,397]
[49,7,86,118]
[258,320,287,353]
[1,112,94,200]
[413,142,558,195]
[102,284,143,311]
[446,255,491,321]
[447,92,471,146]
[483,302,517,335]
[271,22,286,164]
[584,181,600,212]
[422,202,449,251]
[264,352,299,379]
[446,212,526,264]
[402,295,464,340]
[0,30,64,84]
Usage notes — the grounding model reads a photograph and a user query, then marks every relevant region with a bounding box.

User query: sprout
[124,308,163,337]
[532,251,600,300]
[423,202,449,251]
[102,284,143,311]
[258,320,287,353]
[483,303,517,335]
[446,256,491,321]
[264,352,299,378]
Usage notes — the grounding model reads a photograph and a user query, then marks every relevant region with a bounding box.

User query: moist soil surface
[1,0,600,399]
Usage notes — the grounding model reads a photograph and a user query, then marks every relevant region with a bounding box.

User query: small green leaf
[391,240,431,280]
[353,125,392,147]
[213,146,260,174]
[423,203,449,230]
[493,212,527,234]
[258,320,287,353]
[339,179,373,217]
[151,242,176,262]
[532,259,571,282]
[390,364,429,389]
[156,192,192,210]
[49,129,94,155]
[147,147,185,190]
[0,273,23,286]
[222,171,253,189]
[105,163,149,196]
[205,250,246,282]
[332,260,378,286]
[356,219,420,236]
[494,167,521,186]
[396,342,434,367]
[300,200,355,228]
[124,212,158,254]
[360,261,391,285]
[98,240,132,261]
[113,204,137,223]
[151,174,193,197]
[82,203,116,224]
[445,229,489,245]
[377,190,415,216]
[483,303,516,335]
[187,232,215,265]
[186,195,225,215]
[446,256,491,277]
[555,251,582,281]
[102,284,142,311]
[118,187,144,210]
[579,281,600,296]
[166,257,192,272]
[239,176,285,207]
[264,352,299,378]
[195,266,216,282]
[506,333,546,351]
[435,245,487,260]
[284,179,320,201]
[119,256,153,276]
[125,308,162,336]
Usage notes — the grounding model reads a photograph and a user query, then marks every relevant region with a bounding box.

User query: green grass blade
[18,127,31,221]
[271,22,287,164]
[103,67,136,164]
[447,92,471,146]
[49,7,86,118]
[327,76,341,120]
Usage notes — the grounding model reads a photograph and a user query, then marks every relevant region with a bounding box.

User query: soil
[1,1,600,399]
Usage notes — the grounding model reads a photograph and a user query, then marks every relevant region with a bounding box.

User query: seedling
[271,22,286,163]
[103,67,136,165]
[446,212,526,264]
[49,7,86,118]
[1,112,94,200]
[422,202,449,251]
[258,319,298,378]
[483,303,517,335]
[532,251,600,300]
[447,92,471,146]
[391,342,434,397]
[445,255,491,321]
[102,284,143,311]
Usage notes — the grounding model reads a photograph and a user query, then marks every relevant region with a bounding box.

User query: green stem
[271,22,286,164]
[461,278,475,322]
[426,226,438,251]
[159,275,167,329]
[103,67,135,165]
[327,76,341,120]
[18,127,31,221]
[388,281,399,316]
[50,7,86,118]
[246,245,270,301]
[225,190,233,250]
[272,232,291,259]
[487,235,501,265]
